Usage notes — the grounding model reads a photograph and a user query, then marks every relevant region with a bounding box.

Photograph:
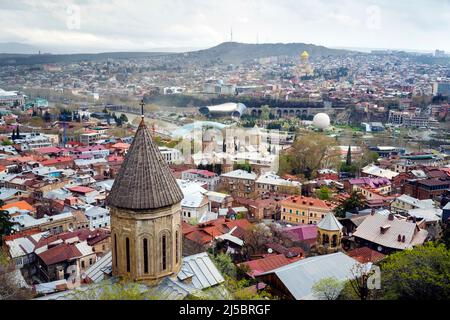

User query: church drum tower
[106,109,184,285]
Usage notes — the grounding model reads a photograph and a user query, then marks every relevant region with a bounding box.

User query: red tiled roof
[238,254,302,277]
[111,143,130,149]
[37,243,82,265]
[35,146,62,154]
[35,229,110,249]
[281,195,330,210]
[184,169,217,177]
[67,186,96,194]
[183,218,252,245]
[346,247,386,264]
[41,156,74,167]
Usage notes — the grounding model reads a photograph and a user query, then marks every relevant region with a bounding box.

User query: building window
[143,238,149,274]
[126,237,130,273]
[114,234,118,268]
[176,231,179,264]
[162,235,167,271]
[81,261,85,269]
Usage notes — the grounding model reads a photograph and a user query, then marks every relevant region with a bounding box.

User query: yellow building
[280,195,331,225]
[317,213,343,254]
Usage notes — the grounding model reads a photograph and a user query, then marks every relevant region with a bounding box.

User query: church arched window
[125,237,130,272]
[143,238,149,274]
[114,234,118,268]
[162,235,167,271]
[175,231,179,264]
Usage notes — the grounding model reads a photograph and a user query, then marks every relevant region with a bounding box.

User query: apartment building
[280,195,332,225]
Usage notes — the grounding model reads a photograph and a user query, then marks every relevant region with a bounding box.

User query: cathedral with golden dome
[296,50,314,79]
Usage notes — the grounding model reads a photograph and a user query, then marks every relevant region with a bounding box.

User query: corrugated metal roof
[34,252,225,300]
[84,251,112,283]
[178,252,224,290]
[258,252,359,300]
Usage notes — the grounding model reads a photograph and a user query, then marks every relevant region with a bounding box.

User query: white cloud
[0,0,449,52]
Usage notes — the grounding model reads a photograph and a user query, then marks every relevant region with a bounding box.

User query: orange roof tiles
[1,200,35,212]
[281,195,330,210]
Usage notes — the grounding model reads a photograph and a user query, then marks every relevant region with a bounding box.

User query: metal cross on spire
[140,99,145,119]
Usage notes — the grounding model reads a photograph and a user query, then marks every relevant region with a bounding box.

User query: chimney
[388,213,394,221]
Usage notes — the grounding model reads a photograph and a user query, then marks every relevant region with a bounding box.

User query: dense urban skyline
[0,0,449,53]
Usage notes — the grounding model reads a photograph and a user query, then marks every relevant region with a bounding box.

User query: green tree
[260,105,270,121]
[234,162,252,173]
[72,280,160,300]
[312,277,344,300]
[119,113,129,125]
[333,191,366,218]
[212,253,236,278]
[277,154,293,176]
[316,186,332,200]
[0,200,15,245]
[380,243,450,300]
[288,132,341,179]
[346,145,352,166]
[43,111,52,122]
[2,139,12,146]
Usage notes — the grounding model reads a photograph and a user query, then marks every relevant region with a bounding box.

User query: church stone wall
[110,203,182,285]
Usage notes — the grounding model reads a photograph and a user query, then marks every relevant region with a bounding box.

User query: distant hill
[0,41,353,66]
[0,51,174,66]
[0,42,41,54]
[185,42,353,64]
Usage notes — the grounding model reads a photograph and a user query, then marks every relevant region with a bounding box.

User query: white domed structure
[312,113,331,130]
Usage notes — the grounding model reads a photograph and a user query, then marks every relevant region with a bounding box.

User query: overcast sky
[1,0,449,53]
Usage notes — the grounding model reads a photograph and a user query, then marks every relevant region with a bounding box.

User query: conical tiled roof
[107,119,184,210]
[317,213,343,231]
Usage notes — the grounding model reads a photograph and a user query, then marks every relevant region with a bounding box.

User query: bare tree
[347,263,380,300]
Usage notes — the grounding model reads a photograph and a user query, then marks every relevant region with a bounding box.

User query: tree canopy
[279,132,341,179]
[380,243,450,300]
[333,191,366,218]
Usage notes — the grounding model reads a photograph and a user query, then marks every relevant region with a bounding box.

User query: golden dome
[300,51,309,59]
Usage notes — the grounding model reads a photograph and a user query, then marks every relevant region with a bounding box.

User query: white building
[85,206,110,229]
[181,169,220,191]
[0,88,25,106]
[80,132,102,146]
[15,133,53,151]
[159,147,182,165]
[177,180,211,223]
[391,194,436,214]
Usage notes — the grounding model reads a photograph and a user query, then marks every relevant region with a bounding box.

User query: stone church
[34,114,227,300]
[107,116,185,284]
